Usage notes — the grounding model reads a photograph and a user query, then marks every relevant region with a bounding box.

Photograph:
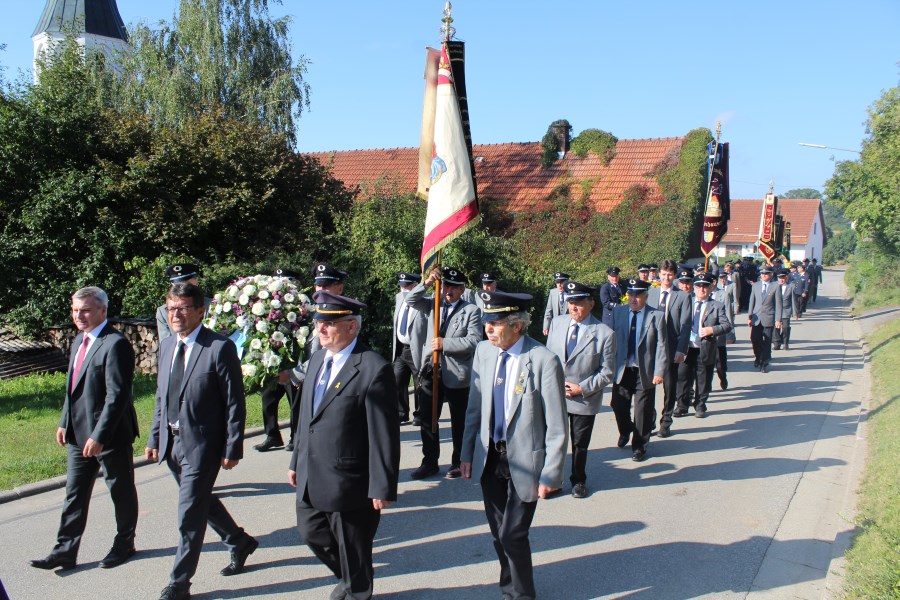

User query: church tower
[32,0,128,80]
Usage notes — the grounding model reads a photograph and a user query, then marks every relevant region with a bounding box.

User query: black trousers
[296,490,381,600]
[715,345,728,384]
[800,293,809,313]
[392,343,417,418]
[481,447,538,600]
[773,324,792,348]
[681,348,714,411]
[418,379,468,467]
[260,380,301,442]
[659,358,681,427]
[568,414,595,485]
[810,284,818,302]
[675,358,695,412]
[53,442,138,558]
[611,368,656,451]
[166,434,250,590]
[750,324,774,364]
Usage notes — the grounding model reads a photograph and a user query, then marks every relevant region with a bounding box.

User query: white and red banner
[758,192,778,261]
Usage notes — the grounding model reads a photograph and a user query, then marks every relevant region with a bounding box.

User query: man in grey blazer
[407,266,482,479]
[461,290,568,600]
[647,260,691,437]
[288,291,400,600]
[612,279,668,460]
[674,273,733,418]
[546,281,615,498]
[31,287,138,572]
[747,265,783,373]
[391,271,425,424]
[147,283,257,600]
[542,271,570,335]
[711,271,737,390]
[773,268,800,350]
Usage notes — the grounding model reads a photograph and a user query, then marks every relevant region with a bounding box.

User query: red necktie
[71,336,90,393]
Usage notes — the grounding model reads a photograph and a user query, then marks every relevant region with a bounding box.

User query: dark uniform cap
[481,272,498,284]
[564,281,595,300]
[693,272,716,287]
[166,263,200,283]
[677,269,694,281]
[637,264,651,273]
[554,271,571,282]
[397,272,422,285]
[649,263,658,270]
[313,262,348,284]
[441,266,467,286]
[607,266,621,276]
[759,265,774,274]
[274,268,302,279]
[311,291,366,319]
[479,290,533,322]
[625,278,651,294]
[718,271,729,279]
[776,268,790,277]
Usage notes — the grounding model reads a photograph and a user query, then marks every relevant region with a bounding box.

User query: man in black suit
[287,291,400,600]
[147,283,257,600]
[31,287,139,571]
[599,266,624,328]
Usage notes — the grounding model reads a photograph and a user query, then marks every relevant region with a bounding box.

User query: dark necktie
[491,352,510,443]
[628,311,638,363]
[167,341,185,425]
[559,294,564,313]
[313,357,333,415]
[660,291,669,322]
[70,335,90,393]
[441,303,450,326]
[399,305,410,337]
[692,301,703,334]
[565,323,579,360]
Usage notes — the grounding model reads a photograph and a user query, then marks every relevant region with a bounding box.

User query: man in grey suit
[773,268,800,350]
[31,287,139,571]
[391,271,425,424]
[675,273,733,418]
[647,260,691,438]
[407,266,482,480]
[461,290,568,600]
[747,265,783,373]
[546,281,615,498]
[542,271,569,335]
[288,291,400,600]
[612,279,668,461]
[147,283,257,600]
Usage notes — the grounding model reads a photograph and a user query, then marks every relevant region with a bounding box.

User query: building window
[813,222,817,235]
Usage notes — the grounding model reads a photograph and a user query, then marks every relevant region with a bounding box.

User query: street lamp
[798,142,861,154]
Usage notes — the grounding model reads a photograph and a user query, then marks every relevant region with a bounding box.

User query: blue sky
[2,0,898,199]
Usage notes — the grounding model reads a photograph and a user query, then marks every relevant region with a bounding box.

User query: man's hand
[460,462,472,479]
[564,382,583,398]
[542,328,549,337]
[56,427,66,447]
[775,320,782,330]
[424,268,440,286]
[538,485,558,499]
[747,318,753,327]
[652,375,664,385]
[145,447,158,462]
[222,458,240,470]
[699,326,715,338]
[431,337,444,351]
[82,438,104,458]
[288,470,297,487]
[372,499,392,510]
[674,351,686,364]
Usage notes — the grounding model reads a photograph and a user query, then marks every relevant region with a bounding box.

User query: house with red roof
[715,198,826,262]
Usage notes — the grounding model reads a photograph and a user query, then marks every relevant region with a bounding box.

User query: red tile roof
[724,199,825,245]
[306,137,685,213]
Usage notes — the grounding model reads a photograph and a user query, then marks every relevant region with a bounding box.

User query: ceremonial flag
[774,214,785,258]
[700,141,730,257]
[419,42,479,272]
[417,48,440,200]
[758,192,778,261]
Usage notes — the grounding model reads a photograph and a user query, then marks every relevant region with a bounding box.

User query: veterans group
[32,255,821,600]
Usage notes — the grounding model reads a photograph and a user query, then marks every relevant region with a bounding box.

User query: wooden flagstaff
[703,121,722,273]
[432,253,442,434]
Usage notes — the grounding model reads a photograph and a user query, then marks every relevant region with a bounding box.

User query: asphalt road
[0,270,867,599]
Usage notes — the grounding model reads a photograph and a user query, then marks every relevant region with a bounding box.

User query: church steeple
[32,0,129,80]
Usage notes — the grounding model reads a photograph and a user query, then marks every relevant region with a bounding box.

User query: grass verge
[843,316,900,598]
[0,372,283,491]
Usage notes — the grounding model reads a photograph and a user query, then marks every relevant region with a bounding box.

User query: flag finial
[715,120,722,142]
[769,179,774,194]
[441,2,456,41]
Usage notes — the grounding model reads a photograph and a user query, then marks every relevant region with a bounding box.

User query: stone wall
[43,317,160,375]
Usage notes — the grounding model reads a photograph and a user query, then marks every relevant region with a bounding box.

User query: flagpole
[432,252,442,434]
[703,121,722,272]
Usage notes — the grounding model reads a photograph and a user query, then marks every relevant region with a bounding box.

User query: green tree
[111,0,309,146]
[826,85,900,255]
[780,188,822,199]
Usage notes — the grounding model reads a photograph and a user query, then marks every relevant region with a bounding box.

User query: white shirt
[494,335,526,435]
[173,325,203,373]
[627,309,645,367]
[317,336,359,389]
[79,319,108,354]
[690,300,708,348]
[396,293,413,345]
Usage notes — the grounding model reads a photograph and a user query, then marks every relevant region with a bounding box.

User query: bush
[822,229,856,265]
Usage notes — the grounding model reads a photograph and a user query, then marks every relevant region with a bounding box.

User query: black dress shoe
[617,434,629,448]
[571,483,588,499]
[159,584,191,600]
[657,426,672,438]
[673,408,689,418]
[445,466,461,479]
[761,362,770,373]
[285,441,294,451]
[410,464,439,480]
[399,413,411,425]
[695,405,708,418]
[30,554,76,570]
[720,379,728,390]
[632,449,647,462]
[254,437,284,452]
[412,417,423,427]
[221,537,258,576]
[773,344,781,350]
[754,359,761,368]
[99,545,136,568]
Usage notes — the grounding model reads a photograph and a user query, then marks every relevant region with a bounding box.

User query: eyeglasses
[317,318,351,328]
[166,305,201,314]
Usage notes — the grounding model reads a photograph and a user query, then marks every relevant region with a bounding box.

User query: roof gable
[306,136,684,214]
[724,198,825,244]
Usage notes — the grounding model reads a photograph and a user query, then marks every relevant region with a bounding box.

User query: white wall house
[713,199,827,261]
